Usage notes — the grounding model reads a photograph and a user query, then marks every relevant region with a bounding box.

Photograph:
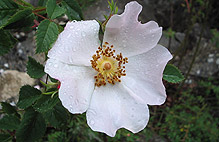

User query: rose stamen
[91,42,128,87]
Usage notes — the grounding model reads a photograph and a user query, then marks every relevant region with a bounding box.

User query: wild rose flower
[45,1,172,137]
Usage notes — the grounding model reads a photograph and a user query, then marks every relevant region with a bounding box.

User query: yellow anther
[90,42,128,87]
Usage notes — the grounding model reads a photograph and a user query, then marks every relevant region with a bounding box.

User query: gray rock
[0,31,45,72]
[0,70,35,102]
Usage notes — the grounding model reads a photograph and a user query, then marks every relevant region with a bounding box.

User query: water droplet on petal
[73,47,77,52]
[69,95,73,99]
[81,31,86,37]
[152,34,155,37]
[54,64,58,68]
[70,26,74,29]
[90,120,95,125]
[69,57,73,63]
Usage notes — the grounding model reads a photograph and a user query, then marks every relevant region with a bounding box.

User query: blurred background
[0,0,218,141]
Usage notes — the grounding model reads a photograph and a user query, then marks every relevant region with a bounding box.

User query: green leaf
[46,0,66,19]
[43,102,68,127]
[0,0,19,29]
[0,134,12,142]
[61,0,82,20]
[163,64,184,83]
[0,30,17,55]
[36,19,59,53]
[5,8,35,29]
[1,102,17,114]
[33,94,59,113]
[27,57,45,79]
[17,85,41,109]
[16,108,46,142]
[38,0,48,7]
[14,0,34,7]
[1,102,20,118]
[0,115,20,130]
[0,0,18,10]
[48,132,66,142]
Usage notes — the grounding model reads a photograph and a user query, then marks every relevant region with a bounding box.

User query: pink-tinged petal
[103,1,162,57]
[122,44,172,105]
[45,58,96,113]
[86,84,149,137]
[48,20,100,66]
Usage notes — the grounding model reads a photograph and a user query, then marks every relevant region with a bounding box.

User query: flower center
[104,63,111,70]
[91,42,128,87]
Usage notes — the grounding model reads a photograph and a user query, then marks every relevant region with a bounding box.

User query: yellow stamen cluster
[90,42,128,87]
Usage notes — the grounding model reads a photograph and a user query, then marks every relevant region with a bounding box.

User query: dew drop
[69,57,73,63]
[81,31,86,37]
[48,63,52,66]
[54,64,58,68]
[69,95,73,99]
[152,34,155,37]
[70,26,74,29]
[73,47,77,52]
[90,120,95,125]
[64,46,69,52]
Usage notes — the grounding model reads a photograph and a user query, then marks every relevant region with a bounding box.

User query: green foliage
[61,0,83,20]
[108,0,118,14]
[33,94,59,113]
[163,64,184,83]
[46,0,66,20]
[0,1,35,30]
[36,19,59,53]
[76,0,96,10]
[0,30,17,55]
[0,134,12,142]
[5,8,35,29]
[48,132,67,142]
[164,28,175,38]
[27,57,45,79]
[17,85,41,109]
[211,29,219,48]
[43,102,69,127]
[16,107,46,142]
[38,0,48,7]
[1,102,20,118]
[0,115,20,130]
[0,0,19,29]
[161,93,218,141]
